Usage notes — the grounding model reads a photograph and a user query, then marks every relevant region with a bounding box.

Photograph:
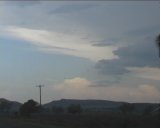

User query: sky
[0,1,160,104]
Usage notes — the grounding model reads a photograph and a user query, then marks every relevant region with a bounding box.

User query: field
[0,117,63,128]
[1,112,160,128]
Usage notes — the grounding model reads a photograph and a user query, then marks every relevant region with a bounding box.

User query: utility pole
[36,85,44,106]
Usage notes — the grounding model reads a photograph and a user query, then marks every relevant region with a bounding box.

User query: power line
[36,85,44,106]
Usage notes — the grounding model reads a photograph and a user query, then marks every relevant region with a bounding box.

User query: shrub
[20,99,40,117]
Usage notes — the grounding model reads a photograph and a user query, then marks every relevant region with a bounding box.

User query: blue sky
[0,1,160,103]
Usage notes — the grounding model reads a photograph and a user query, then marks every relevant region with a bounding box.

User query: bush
[20,99,40,117]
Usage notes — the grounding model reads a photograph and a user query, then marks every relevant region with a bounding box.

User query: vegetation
[0,99,160,128]
[20,99,40,117]
[52,106,64,114]
[4,111,160,128]
[143,105,154,116]
[67,104,83,114]
[119,103,135,115]
[156,34,160,57]
[0,100,12,114]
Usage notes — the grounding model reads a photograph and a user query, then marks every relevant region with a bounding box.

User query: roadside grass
[1,112,160,128]
[0,117,65,128]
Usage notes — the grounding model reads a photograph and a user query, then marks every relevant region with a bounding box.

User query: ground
[0,118,63,128]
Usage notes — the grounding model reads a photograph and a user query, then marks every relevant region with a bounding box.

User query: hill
[44,99,125,111]
[43,99,159,113]
[0,98,22,113]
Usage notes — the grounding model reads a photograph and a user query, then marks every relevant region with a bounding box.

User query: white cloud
[128,67,160,80]
[52,77,93,99]
[128,84,160,102]
[48,77,160,103]
[63,77,91,88]
[4,26,117,61]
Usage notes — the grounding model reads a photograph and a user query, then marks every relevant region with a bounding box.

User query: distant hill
[132,103,159,113]
[43,99,159,113]
[0,98,22,113]
[0,98,159,113]
[43,99,125,111]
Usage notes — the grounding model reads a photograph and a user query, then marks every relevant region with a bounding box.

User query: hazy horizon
[0,1,160,104]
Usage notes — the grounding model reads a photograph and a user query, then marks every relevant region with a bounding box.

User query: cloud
[95,59,130,75]
[128,85,160,102]
[0,90,12,100]
[92,38,121,47]
[96,34,160,75]
[62,77,91,88]
[52,77,93,99]
[94,25,160,76]
[48,77,160,103]
[106,84,160,103]
[49,4,95,14]
[128,67,160,81]
[125,24,160,37]
[92,25,160,48]
[3,26,117,61]
[2,1,41,7]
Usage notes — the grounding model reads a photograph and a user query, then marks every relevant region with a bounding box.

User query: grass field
[0,117,65,128]
[1,112,160,128]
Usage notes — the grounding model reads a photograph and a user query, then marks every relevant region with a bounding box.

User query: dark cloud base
[96,35,160,75]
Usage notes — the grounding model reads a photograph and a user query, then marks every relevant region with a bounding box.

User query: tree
[20,99,40,117]
[156,34,160,57]
[155,34,160,114]
[67,104,83,114]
